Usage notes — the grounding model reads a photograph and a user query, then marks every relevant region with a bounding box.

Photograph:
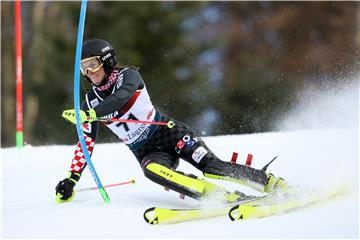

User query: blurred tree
[192,1,359,134]
[24,2,78,145]
[66,1,207,143]
[1,1,359,147]
[1,1,16,147]
[1,2,206,147]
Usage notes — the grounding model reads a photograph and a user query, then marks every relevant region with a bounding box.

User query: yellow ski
[143,206,230,224]
[143,194,270,224]
[144,185,346,224]
[229,185,346,221]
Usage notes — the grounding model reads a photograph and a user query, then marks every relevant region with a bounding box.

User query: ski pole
[77,179,136,192]
[97,118,175,128]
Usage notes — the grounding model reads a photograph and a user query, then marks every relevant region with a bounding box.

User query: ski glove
[62,109,97,124]
[55,171,81,203]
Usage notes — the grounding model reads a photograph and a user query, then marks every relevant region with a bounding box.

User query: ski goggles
[80,56,104,75]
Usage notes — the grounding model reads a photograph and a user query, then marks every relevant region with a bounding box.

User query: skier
[56,39,287,203]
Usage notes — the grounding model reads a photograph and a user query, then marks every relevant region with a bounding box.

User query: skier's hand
[62,109,97,124]
[55,171,81,203]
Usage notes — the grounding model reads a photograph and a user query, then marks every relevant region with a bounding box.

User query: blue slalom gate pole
[73,0,110,203]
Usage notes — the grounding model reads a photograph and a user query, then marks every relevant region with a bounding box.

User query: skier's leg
[140,152,239,202]
[201,156,288,193]
[200,151,286,193]
[169,125,287,193]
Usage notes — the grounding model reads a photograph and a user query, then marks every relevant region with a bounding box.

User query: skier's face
[87,66,106,86]
[81,56,106,85]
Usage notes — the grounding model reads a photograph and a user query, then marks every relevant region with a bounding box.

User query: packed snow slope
[2,128,358,239]
[2,80,359,238]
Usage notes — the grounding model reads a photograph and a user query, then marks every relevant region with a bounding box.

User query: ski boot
[203,156,289,194]
[262,157,288,193]
[197,178,259,204]
[264,172,288,193]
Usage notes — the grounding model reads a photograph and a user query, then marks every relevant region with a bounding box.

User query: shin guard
[143,163,237,201]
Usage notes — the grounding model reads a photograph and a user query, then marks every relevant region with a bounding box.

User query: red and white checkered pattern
[70,136,95,173]
[96,69,120,91]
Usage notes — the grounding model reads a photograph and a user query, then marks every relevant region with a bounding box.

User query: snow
[1,81,359,239]
[1,128,359,239]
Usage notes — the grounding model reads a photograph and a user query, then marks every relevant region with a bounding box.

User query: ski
[143,194,266,224]
[143,206,230,225]
[228,185,345,221]
[143,185,346,224]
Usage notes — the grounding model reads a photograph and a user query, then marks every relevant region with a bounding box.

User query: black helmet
[81,39,117,75]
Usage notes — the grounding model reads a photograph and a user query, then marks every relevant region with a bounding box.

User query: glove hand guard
[62,109,97,124]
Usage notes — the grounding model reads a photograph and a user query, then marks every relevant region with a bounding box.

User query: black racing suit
[68,67,269,199]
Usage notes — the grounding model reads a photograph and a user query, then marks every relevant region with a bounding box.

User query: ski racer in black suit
[56,39,287,203]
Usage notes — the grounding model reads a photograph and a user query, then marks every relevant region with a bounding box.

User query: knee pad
[140,152,179,171]
[143,162,237,202]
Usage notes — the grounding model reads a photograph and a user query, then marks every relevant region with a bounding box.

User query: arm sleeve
[69,101,99,174]
[93,69,144,117]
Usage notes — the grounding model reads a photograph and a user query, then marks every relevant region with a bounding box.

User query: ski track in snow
[1,128,359,239]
